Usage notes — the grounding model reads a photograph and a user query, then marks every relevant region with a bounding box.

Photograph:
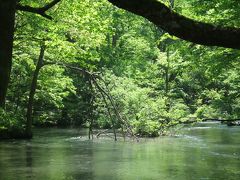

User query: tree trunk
[26,45,45,138]
[0,0,16,108]
[98,88,117,141]
[165,48,170,96]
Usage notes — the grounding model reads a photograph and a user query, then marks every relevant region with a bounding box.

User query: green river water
[0,122,239,180]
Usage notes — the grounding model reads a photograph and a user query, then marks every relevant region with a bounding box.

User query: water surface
[0,123,239,180]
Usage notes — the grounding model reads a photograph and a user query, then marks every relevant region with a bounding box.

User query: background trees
[0,0,240,138]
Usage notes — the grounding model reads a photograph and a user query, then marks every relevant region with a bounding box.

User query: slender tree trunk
[88,76,94,140]
[0,0,16,108]
[88,124,93,140]
[98,89,117,141]
[26,45,45,138]
[165,48,171,120]
[121,126,125,141]
[165,49,170,96]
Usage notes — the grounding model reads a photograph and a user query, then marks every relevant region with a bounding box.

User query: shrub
[0,109,26,137]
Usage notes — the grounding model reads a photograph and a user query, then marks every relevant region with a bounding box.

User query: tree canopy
[0,0,240,139]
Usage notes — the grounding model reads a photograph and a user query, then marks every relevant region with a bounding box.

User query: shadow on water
[0,125,240,180]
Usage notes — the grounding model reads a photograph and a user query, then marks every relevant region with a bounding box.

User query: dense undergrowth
[1,0,240,139]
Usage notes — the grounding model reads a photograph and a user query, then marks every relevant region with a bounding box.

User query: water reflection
[0,125,240,180]
[25,144,33,179]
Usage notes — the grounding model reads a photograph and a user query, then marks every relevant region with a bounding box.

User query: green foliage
[132,120,160,137]
[2,0,240,139]
[175,0,240,26]
[36,65,76,108]
[0,109,25,134]
[94,71,191,137]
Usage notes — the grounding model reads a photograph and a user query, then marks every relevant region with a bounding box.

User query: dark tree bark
[0,0,17,108]
[165,48,170,96]
[16,0,61,20]
[108,0,240,49]
[26,45,45,138]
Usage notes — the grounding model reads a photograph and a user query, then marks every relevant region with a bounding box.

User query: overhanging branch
[16,0,61,20]
[108,0,240,49]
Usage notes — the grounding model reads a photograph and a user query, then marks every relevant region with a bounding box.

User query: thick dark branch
[16,0,61,20]
[108,0,240,49]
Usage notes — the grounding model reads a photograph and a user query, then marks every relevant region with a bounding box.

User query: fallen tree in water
[44,60,138,141]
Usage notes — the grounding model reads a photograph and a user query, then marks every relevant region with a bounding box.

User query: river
[0,122,239,180]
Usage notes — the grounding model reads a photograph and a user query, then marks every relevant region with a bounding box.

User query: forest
[0,0,240,179]
[0,0,240,139]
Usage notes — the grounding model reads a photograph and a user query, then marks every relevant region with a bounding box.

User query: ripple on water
[66,136,90,141]
[209,151,240,159]
[190,127,212,130]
